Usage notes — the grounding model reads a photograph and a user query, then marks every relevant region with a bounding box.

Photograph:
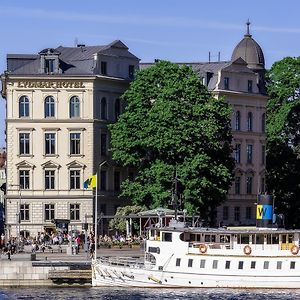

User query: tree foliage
[266,57,300,228]
[109,61,234,221]
[109,205,146,234]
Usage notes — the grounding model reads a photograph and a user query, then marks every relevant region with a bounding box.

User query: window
[277,261,282,270]
[115,98,121,121]
[19,133,30,155]
[246,207,252,220]
[70,170,80,190]
[235,177,241,195]
[176,258,181,267]
[101,98,107,120]
[70,133,81,155]
[223,206,229,221]
[114,171,120,192]
[129,65,135,79]
[248,80,253,93]
[19,96,29,118]
[45,204,55,221]
[247,112,253,131]
[246,144,253,164]
[225,261,231,269]
[246,176,253,194]
[290,261,296,269]
[262,145,266,165]
[45,170,55,190]
[19,170,30,189]
[263,261,269,269]
[45,133,56,155]
[262,113,266,132]
[251,261,256,269]
[100,170,106,191]
[70,204,80,221]
[101,133,107,156]
[212,260,218,269]
[70,96,80,118]
[238,261,244,269]
[101,61,107,75]
[188,259,193,268]
[45,59,54,73]
[20,204,30,221]
[200,259,206,268]
[224,77,229,90]
[235,144,241,163]
[234,207,240,222]
[44,96,55,118]
[235,111,241,131]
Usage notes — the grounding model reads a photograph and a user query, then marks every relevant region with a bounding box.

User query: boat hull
[92,261,300,288]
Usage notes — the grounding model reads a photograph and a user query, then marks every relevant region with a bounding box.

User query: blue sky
[1,0,300,147]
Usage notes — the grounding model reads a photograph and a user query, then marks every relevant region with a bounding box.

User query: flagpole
[94,173,98,260]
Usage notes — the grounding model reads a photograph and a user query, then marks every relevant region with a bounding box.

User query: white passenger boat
[92,218,300,288]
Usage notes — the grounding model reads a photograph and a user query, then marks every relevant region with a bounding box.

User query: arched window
[19,96,29,118]
[101,97,107,120]
[115,98,121,120]
[261,113,266,132]
[44,96,55,118]
[247,112,253,131]
[70,96,80,118]
[235,111,241,131]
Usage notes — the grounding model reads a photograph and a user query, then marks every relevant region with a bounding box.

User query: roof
[6,40,139,76]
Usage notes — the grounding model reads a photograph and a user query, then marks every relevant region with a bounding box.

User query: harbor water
[1,287,300,300]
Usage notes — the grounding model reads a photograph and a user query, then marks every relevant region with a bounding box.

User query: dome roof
[231,22,265,70]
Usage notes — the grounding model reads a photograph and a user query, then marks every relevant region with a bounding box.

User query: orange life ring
[199,244,207,254]
[243,245,252,255]
[291,245,299,255]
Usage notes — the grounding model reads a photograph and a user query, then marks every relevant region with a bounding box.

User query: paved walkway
[0,246,143,262]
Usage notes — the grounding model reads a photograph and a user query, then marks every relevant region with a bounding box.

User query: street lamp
[94,160,106,259]
[10,184,21,251]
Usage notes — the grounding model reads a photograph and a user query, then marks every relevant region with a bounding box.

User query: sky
[1,0,300,147]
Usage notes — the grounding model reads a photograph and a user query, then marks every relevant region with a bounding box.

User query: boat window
[277,261,282,269]
[272,235,279,244]
[238,234,249,244]
[188,259,193,268]
[250,261,256,269]
[220,235,230,243]
[289,235,294,243]
[263,261,269,269]
[148,247,160,254]
[212,260,218,269]
[200,259,206,268]
[290,261,296,269]
[238,261,244,269]
[225,261,231,269]
[176,258,181,267]
[190,234,201,242]
[255,234,264,244]
[205,235,216,243]
[282,235,287,243]
[162,232,172,242]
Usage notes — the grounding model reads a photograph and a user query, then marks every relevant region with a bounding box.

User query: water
[0,288,300,300]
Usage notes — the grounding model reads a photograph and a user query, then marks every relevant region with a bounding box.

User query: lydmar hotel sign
[17,80,85,89]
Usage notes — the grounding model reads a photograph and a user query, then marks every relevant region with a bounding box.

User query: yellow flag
[84,174,97,189]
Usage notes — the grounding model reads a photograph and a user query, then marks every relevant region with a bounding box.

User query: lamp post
[95,160,106,260]
[10,184,21,252]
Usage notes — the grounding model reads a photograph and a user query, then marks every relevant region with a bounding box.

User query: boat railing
[190,242,231,250]
[97,256,155,270]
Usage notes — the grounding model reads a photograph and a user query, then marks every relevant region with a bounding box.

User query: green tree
[109,61,234,222]
[266,57,300,228]
[109,205,146,234]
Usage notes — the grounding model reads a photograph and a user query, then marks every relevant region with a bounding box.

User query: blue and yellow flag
[83,174,97,189]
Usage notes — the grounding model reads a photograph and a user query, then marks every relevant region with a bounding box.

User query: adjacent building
[0,148,6,234]
[1,24,267,237]
[1,41,139,237]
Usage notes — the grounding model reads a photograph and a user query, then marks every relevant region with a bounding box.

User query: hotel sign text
[17,81,85,89]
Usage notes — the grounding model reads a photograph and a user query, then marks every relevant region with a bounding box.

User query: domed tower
[231,21,266,93]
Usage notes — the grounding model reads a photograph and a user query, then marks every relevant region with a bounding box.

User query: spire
[245,19,252,37]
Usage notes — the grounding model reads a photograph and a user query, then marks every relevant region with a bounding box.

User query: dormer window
[129,65,135,79]
[224,77,229,90]
[101,61,107,75]
[45,59,55,73]
[248,80,253,93]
